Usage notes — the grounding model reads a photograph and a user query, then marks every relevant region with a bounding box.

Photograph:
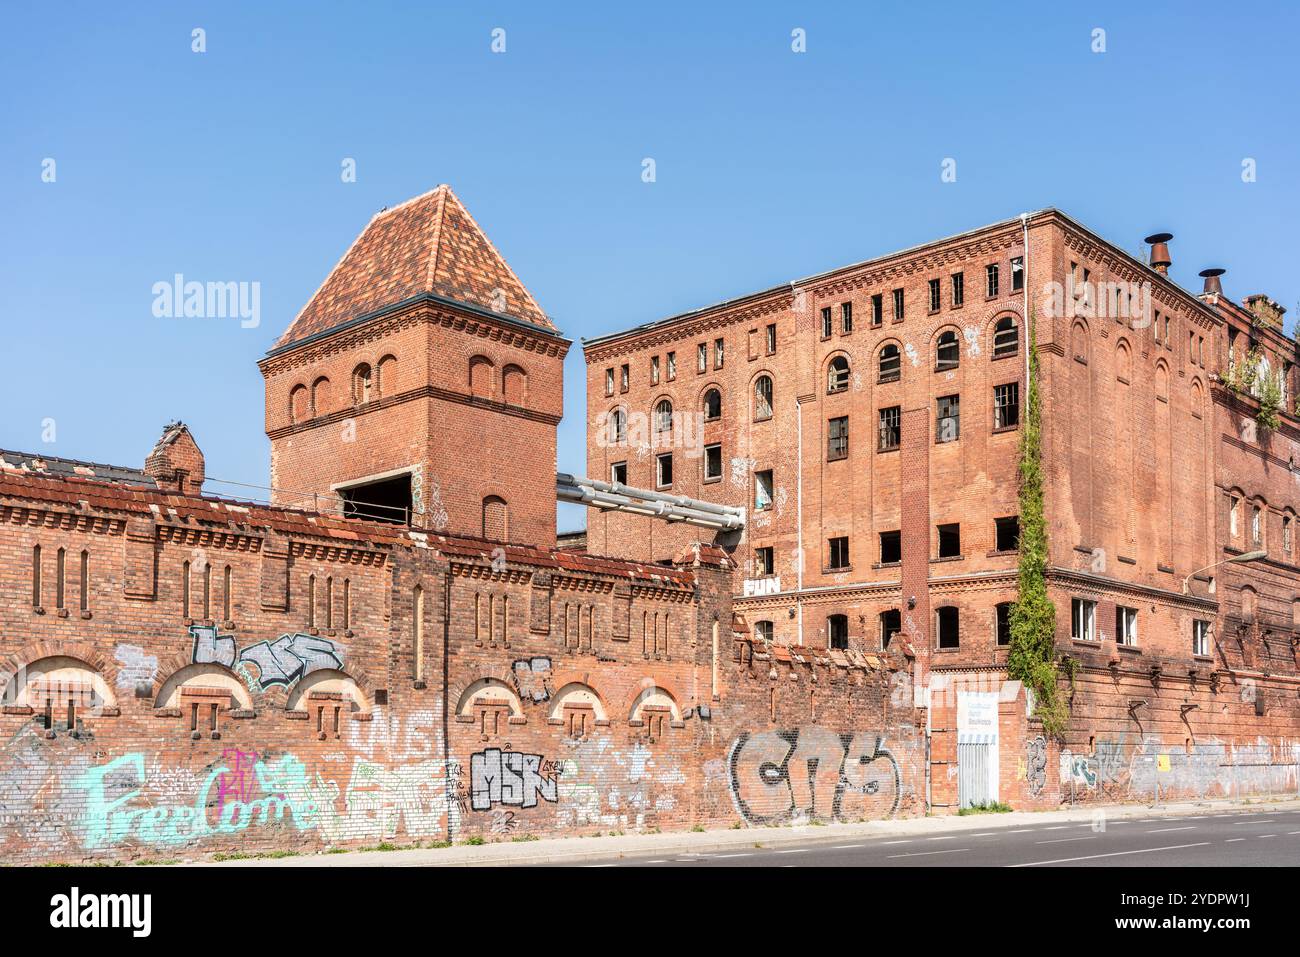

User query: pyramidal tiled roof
[275,185,554,349]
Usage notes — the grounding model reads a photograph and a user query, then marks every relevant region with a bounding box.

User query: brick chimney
[144,422,205,496]
[1243,294,1286,330]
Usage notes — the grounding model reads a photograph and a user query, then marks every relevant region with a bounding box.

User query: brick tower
[259,185,569,545]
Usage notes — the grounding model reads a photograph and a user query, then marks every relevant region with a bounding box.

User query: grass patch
[462,836,486,846]
[957,801,1014,816]
[510,834,539,843]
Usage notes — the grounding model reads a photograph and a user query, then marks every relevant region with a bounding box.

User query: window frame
[827,415,849,461]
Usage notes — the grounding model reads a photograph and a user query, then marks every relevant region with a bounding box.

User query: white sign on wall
[742,577,781,597]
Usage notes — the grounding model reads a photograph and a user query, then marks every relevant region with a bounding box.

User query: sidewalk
[200,794,1300,867]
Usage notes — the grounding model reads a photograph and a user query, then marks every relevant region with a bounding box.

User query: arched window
[993,316,1019,357]
[289,384,308,424]
[879,344,901,383]
[608,408,627,444]
[311,376,331,416]
[352,364,372,404]
[827,614,848,650]
[703,388,722,421]
[469,356,494,398]
[753,620,774,643]
[502,364,527,405]
[1116,340,1133,382]
[827,356,850,393]
[376,354,398,397]
[483,496,509,541]
[754,375,773,420]
[655,399,673,433]
[936,330,960,370]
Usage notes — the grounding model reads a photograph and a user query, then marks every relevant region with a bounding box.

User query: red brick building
[0,187,922,864]
[585,210,1300,809]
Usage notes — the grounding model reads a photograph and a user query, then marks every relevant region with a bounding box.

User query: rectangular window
[841,302,853,333]
[871,293,883,326]
[993,382,1020,430]
[714,337,725,369]
[1229,495,1240,536]
[986,263,999,298]
[828,536,850,570]
[79,551,89,613]
[697,343,707,373]
[877,406,900,451]
[827,416,849,461]
[754,469,774,511]
[765,323,777,354]
[893,288,905,321]
[937,523,961,558]
[619,364,629,393]
[1116,606,1138,647]
[656,452,673,488]
[754,546,774,577]
[32,545,41,608]
[821,307,833,339]
[651,355,660,384]
[1011,256,1024,291]
[928,278,941,313]
[951,272,964,307]
[880,609,901,650]
[828,615,848,649]
[754,620,774,643]
[936,606,959,649]
[879,530,901,565]
[996,603,1012,646]
[604,368,615,396]
[704,443,722,482]
[995,516,1020,552]
[611,461,627,485]
[1192,619,1211,657]
[936,394,960,443]
[1071,598,1097,642]
[667,351,676,380]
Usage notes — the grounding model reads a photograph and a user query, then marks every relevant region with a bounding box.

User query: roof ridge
[424,184,449,294]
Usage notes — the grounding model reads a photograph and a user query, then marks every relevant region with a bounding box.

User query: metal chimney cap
[1198,267,1226,278]
[1144,232,1174,244]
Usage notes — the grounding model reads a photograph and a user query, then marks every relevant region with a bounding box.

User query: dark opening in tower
[339,473,412,524]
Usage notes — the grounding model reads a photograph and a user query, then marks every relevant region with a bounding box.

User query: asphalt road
[560,808,1300,867]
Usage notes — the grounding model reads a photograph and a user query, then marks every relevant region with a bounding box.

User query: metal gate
[957,738,997,809]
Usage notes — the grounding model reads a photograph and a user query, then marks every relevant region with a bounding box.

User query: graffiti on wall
[511,657,553,703]
[113,645,158,694]
[1025,736,1047,797]
[189,624,345,690]
[469,748,563,811]
[1059,735,1300,800]
[728,728,904,825]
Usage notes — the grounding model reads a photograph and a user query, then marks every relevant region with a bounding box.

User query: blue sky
[3,2,1297,531]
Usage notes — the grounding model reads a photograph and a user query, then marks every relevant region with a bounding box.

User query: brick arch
[823,350,853,392]
[618,674,682,721]
[987,310,1023,355]
[546,670,609,719]
[448,664,518,714]
[0,639,115,697]
[148,642,373,709]
[452,675,524,717]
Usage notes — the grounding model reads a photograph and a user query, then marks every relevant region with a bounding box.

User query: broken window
[821,307,833,339]
[996,603,1012,646]
[841,302,853,333]
[609,408,627,444]
[765,323,777,354]
[704,444,722,482]
[828,536,850,570]
[937,523,961,558]
[1071,598,1097,642]
[697,343,707,373]
[879,530,901,564]
[714,338,725,369]
[610,461,627,485]
[928,278,942,313]
[878,406,901,451]
[936,330,960,370]
[605,368,615,396]
[620,364,629,392]
[994,315,1019,357]
[656,452,673,488]
[655,399,673,434]
[754,620,774,643]
[667,351,676,379]
[936,606,959,649]
[880,609,901,650]
[893,288,905,320]
[951,272,964,307]
[986,264,999,298]
[828,614,849,649]
[754,470,774,511]
[1011,256,1024,291]
[754,375,773,420]
[871,294,883,326]
[754,546,774,576]
[827,416,849,460]
[651,356,660,384]
[704,388,722,420]
[879,344,901,383]
[827,356,850,393]
[994,382,1020,430]
[936,394,960,443]
[995,516,1020,552]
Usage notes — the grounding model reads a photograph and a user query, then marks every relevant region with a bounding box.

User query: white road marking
[832,844,865,849]
[1259,834,1277,838]
[774,848,806,854]
[1010,843,1211,867]
[928,835,957,841]
[1042,825,1069,831]
[585,864,618,868]
[1006,829,1034,834]
[1224,838,1245,843]
[715,853,753,858]
[1146,826,1197,833]
[887,848,971,859]
[970,833,996,837]
[1036,836,1097,845]
[880,840,911,845]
